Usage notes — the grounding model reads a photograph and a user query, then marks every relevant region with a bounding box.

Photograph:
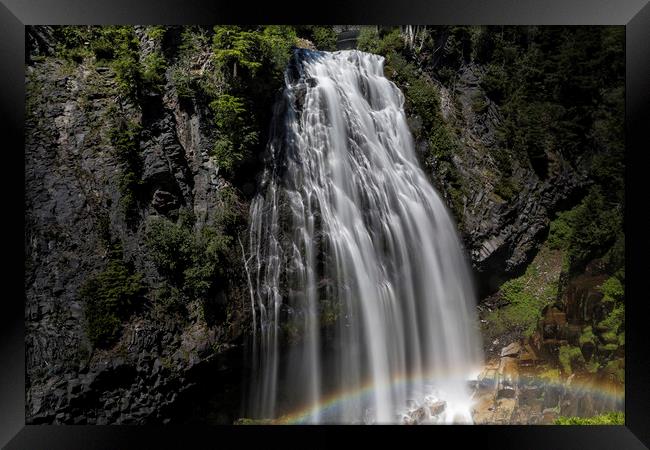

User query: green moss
[484,253,559,341]
[538,367,560,381]
[555,411,624,425]
[579,326,596,347]
[604,359,625,384]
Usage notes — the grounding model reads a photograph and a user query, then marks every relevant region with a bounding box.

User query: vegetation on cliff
[79,245,145,348]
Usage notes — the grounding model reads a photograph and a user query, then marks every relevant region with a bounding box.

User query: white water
[246,49,483,424]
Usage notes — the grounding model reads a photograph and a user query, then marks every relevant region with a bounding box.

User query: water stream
[246,49,483,424]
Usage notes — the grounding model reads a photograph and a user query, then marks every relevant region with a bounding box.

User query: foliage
[295,26,338,51]
[599,276,624,303]
[141,51,167,88]
[210,94,258,175]
[170,26,212,99]
[146,25,167,41]
[145,208,233,303]
[568,187,622,271]
[79,247,144,348]
[558,344,585,375]
[207,26,297,178]
[547,209,577,251]
[603,359,625,384]
[547,186,622,274]
[554,411,624,425]
[108,116,143,223]
[579,326,596,347]
[108,27,141,98]
[51,25,169,98]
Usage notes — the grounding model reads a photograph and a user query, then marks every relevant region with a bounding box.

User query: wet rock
[429,400,446,416]
[500,341,522,358]
[496,356,519,399]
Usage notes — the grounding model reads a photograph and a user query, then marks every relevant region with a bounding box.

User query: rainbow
[248,369,625,425]
[266,367,481,425]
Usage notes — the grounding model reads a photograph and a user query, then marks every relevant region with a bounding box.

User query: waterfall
[246,49,483,424]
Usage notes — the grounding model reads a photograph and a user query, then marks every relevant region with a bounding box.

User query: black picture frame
[2,0,648,448]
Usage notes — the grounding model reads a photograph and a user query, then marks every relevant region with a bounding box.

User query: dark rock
[151,189,179,214]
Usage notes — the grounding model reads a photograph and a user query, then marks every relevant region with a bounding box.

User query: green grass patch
[484,247,560,341]
[555,411,624,425]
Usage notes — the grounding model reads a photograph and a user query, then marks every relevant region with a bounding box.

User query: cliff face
[372,26,623,299]
[353,29,598,297]
[25,27,250,424]
[428,62,587,295]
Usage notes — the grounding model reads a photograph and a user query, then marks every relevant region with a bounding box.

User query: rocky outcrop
[25,31,249,424]
[472,339,623,424]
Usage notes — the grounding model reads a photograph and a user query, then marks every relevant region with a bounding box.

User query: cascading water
[246,48,483,424]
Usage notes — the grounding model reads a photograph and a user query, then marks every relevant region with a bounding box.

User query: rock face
[25,29,250,424]
[416,63,588,295]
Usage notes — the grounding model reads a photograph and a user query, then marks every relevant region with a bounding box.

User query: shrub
[145,211,232,301]
[209,94,259,174]
[79,252,144,348]
[599,276,624,303]
[207,26,297,180]
[568,187,621,271]
[141,51,167,91]
[306,26,338,51]
[547,187,622,273]
[547,209,577,250]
